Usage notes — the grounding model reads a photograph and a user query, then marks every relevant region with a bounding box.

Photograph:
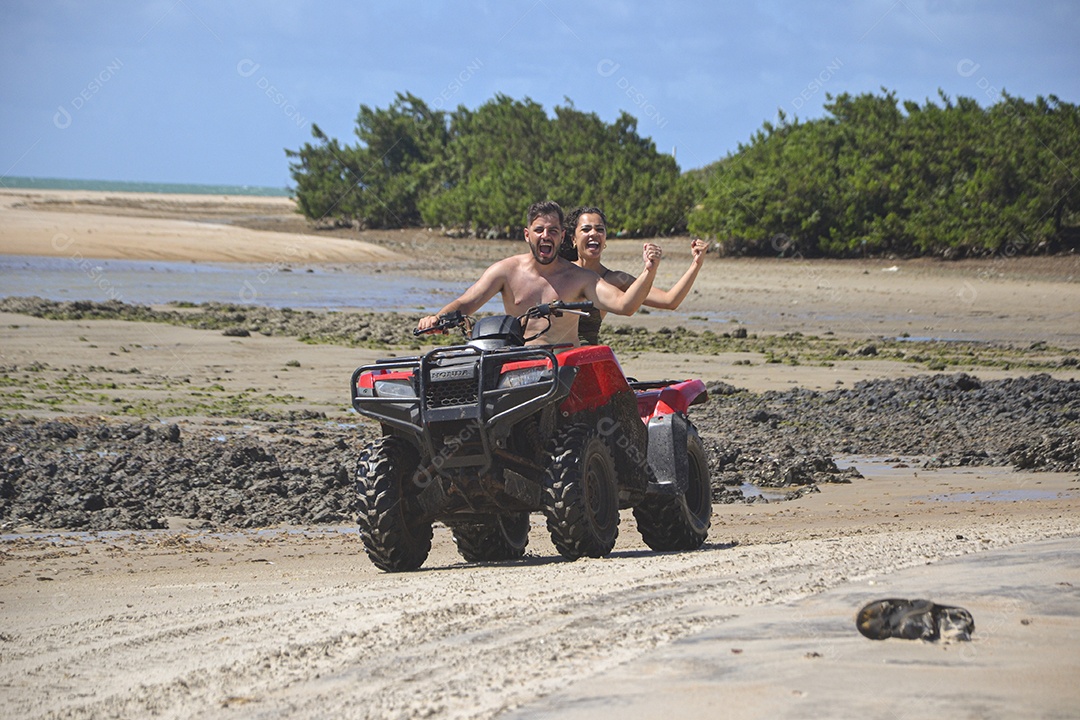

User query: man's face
[525,213,563,265]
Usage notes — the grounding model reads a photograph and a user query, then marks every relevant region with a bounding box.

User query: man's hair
[526,200,564,227]
[559,205,608,261]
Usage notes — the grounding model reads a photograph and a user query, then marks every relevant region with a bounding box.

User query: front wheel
[448,512,531,562]
[356,436,433,572]
[633,422,712,551]
[542,424,620,560]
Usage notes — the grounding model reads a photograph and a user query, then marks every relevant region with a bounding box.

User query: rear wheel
[543,424,619,560]
[356,436,433,572]
[633,423,712,551]
[448,512,530,562]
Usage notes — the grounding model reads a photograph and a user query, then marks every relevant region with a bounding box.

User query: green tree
[288,92,447,228]
[689,89,1080,257]
[419,95,555,233]
[285,124,364,226]
[292,93,691,237]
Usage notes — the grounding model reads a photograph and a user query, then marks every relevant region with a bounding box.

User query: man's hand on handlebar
[416,315,443,335]
[415,310,470,336]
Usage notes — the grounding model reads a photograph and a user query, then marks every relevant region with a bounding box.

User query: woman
[561,206,709,345]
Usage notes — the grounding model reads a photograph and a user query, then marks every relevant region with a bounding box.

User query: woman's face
[573,213,607,261]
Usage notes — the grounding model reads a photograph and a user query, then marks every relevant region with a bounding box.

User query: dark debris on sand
[1,374,1078,532]
[0,418,380,532]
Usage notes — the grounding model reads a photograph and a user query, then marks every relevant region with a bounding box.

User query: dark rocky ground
[2,373,1077,532]
[697,372,1080,485]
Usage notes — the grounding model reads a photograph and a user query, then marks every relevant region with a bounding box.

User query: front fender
[646,412,689,496]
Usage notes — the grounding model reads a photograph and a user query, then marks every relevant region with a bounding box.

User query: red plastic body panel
[636,379,708,422]
[356,368,413,390]
[555,345,632,415]
[499,357,554,373]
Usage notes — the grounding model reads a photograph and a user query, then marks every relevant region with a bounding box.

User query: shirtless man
[417,200,662,346]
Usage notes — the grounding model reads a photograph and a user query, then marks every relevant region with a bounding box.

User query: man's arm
[417,261,507,331]
[588,242,662,316]
[644,238,708,310]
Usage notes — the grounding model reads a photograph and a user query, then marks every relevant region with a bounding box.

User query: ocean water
[1,175,291,197]
[0,176,488,312]
[0,255,467,312]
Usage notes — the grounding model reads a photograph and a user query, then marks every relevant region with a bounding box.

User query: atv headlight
[497,366,552,389]
[374,378,417,398]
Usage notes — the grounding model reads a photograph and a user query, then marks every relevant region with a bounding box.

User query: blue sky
[2,0,1077,189]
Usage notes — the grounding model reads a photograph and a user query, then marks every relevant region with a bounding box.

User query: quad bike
[350,301,712,571]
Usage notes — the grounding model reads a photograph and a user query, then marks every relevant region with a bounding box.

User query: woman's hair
[560,205,608,261]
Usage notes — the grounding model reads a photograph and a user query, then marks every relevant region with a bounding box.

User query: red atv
[350,301,712,571]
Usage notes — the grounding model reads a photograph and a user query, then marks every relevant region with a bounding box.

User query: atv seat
[627,379,673,390]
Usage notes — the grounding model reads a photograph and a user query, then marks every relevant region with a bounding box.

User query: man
[417,200,662,346]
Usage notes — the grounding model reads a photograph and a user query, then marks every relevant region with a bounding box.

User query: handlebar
[414,301,595,339]
[522,300,594,319]
[413,310,468,336]
[518,301,593,343]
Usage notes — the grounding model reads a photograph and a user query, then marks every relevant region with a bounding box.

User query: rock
[705,381,740,396]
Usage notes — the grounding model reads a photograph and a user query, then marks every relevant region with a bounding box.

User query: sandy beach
[1,188,1078,719]
[0,188,398,263]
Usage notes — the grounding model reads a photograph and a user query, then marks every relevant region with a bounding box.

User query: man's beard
[530,241,558,265]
